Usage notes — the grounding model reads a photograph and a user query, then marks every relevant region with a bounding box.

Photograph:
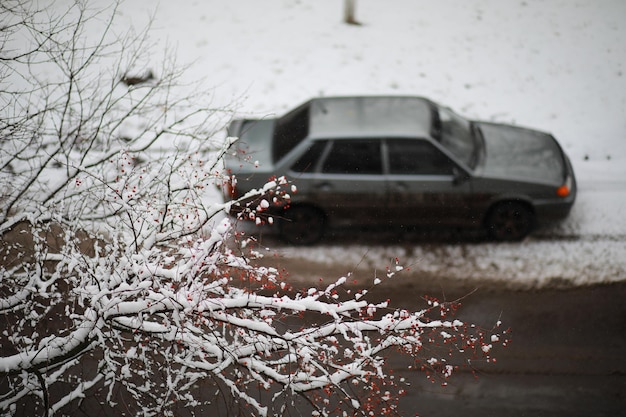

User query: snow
[109,0,625,288]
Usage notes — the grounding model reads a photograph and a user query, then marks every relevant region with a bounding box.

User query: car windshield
[435,105,477,168]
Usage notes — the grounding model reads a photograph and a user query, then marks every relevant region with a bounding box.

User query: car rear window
[273,102,310,163]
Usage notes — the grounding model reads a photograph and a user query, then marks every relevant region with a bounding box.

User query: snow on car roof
[307,96,433,138]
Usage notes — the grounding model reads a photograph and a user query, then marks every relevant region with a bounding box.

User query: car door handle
[314,182,333,191]
[393,182,408,192]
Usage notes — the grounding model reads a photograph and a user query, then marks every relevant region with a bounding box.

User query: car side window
[321,139,382,175]
[291,141,328,173]
[387,139,456,175]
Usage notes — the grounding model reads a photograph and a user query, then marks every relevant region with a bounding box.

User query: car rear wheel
[280,206,326,245]
[485,201,534,241]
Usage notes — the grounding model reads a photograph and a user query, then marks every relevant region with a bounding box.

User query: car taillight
[227,182,237,198]
[556,176,572,197]
[223,177,238,199]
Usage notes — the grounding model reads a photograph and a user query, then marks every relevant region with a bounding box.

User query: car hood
[476,122,565,185]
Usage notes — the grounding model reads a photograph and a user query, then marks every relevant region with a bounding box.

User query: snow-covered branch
[0,1,507,416]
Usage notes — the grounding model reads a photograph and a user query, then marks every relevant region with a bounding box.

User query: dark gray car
[224,96,576,244]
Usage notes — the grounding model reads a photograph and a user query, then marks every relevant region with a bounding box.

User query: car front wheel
[280,206,326,245]
[485,201,534,241]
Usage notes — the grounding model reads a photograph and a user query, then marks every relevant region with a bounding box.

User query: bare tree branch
[0,1,506,416]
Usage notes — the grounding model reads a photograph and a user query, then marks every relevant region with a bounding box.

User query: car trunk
[224,119,276,174]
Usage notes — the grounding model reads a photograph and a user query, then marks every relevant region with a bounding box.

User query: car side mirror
[452,167,470,185]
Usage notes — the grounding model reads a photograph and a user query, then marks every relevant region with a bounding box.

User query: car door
[310,138,387,225]
[385,138,472,226]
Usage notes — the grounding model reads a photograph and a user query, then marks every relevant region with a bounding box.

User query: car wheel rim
[489,204,531,241]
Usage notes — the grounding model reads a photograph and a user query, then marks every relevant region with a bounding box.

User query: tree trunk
[343,0,359,25]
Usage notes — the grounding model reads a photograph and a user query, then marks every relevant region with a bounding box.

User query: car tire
[485,201,534,241]
[280,206,325,245]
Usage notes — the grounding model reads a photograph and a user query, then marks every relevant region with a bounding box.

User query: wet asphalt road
[373,281,626,417]
[256,249,626,417]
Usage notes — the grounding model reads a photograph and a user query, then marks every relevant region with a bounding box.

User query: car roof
[304,96,434,139]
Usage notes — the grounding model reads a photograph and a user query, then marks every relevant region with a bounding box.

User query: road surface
[252,238,626,417]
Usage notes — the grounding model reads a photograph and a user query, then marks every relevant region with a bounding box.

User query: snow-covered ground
[112,0,626,288]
